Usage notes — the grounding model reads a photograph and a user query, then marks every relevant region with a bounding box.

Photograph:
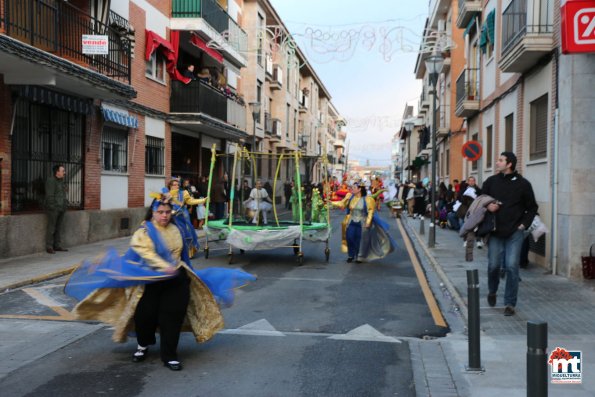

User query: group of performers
[64,174,395,372]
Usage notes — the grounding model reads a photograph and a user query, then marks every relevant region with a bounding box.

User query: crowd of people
[181,64,245,106]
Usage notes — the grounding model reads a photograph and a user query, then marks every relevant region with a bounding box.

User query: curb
[402,216,469,322]
[2,265,77,292]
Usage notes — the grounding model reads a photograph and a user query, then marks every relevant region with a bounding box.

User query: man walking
[483,152,538,316]
[45,164,68,254]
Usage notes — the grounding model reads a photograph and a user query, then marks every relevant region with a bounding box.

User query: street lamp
[404,121,414,181]
[424,53,444,248]
[249,101,261,184]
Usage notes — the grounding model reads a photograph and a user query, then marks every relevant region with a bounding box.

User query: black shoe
[54,247,68,252]
[347,257,353,263]
[504,306,515,316]
[487,293,497,307]
[132,347,148,362]
[164,361,182,371]
[46,248,55,254]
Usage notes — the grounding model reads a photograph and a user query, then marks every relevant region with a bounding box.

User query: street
[0,210,451,397]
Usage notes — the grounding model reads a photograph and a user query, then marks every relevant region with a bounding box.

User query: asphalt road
[0,209,449,397]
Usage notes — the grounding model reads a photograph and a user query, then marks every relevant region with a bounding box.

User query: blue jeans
[487,229,526,307]
[346,221,362,259]
[447,212,461,231]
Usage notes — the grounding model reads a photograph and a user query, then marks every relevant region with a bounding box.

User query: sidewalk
[402,215,595,396]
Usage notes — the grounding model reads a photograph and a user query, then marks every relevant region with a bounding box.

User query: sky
[269,0,429,167]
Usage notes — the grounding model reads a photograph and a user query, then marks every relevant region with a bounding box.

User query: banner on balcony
[190,34,224,64]
[145,30,190,83]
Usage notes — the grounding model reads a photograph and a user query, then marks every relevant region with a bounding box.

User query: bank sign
[561,0,595,54]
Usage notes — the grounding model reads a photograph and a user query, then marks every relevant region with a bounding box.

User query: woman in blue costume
[331,181,396,263]
[64,194,255,371]
[167,178,206,257]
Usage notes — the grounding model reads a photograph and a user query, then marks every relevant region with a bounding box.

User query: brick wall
[0,78,12,215]
[84,106,102,210]
[128,115,145,207]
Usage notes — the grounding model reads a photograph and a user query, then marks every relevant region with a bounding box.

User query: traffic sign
[462,140,483,162]
[561,0,595,54]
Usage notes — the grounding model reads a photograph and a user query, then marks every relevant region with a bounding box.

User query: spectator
[181,64,196,80]
[44,164,68,254]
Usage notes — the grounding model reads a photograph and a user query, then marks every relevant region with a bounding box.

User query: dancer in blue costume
[331,181,396,263]
[65,193,255,371]
[166,178,206,258]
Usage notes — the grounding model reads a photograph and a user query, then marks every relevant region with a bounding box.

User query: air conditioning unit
[273,119,282,137]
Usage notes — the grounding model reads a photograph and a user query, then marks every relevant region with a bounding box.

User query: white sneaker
[477,241,484,249]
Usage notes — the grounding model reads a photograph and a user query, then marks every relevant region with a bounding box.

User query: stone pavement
[402,215,595,396]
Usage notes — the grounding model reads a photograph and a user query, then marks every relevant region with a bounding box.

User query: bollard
[419,217,425,235]
[527,322,548,397]
[466,269,484,372]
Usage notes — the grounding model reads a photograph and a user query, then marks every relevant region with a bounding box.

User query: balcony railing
[227,98,246,131]
[172,0,247,53]
[501,0,553,56]
[264,112,273,134]
[171,80,227,122]
[1,0,132,83]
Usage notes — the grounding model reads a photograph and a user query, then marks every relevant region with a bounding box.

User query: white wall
[101,175,129,210]
[145,176,166,207]
[145,117,165,139]
[132,0,168,36]
[481,106,495,177]
[481,1,497,99]
[499,87,518,154]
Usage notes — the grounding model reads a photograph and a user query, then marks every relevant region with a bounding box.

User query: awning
[101,106,138,128]
[145,30,190,83]
[479,10,495,52]
[191,34,224,64]
[464,18,476,36]
[16,86,91,114]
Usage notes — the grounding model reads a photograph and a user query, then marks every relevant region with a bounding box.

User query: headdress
[149,190,173,211]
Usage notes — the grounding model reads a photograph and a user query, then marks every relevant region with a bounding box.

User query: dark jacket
[211,181,227,203]
[45,176,67,211]
[481,171,538,238]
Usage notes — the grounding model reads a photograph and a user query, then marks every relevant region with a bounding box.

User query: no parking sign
[462,141,483,161]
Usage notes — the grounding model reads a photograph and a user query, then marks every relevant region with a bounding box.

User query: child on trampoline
[244,179,273,225]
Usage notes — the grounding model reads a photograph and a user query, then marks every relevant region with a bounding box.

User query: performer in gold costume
[66,195,255,371]
[167,178,207,257]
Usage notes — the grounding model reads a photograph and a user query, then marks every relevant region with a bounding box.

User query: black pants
[134,272,190,362]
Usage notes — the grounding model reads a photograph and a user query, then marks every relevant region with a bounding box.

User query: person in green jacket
[45,164,68,254]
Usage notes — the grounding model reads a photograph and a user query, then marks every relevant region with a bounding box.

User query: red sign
[561,0,595,54]
[462,140,483,162]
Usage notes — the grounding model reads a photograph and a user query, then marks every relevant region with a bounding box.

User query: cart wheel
[240,249,245,255]
[297,252,304,265]
[293,246,300,255]
[325,248,330,262]
[228,253,233,264]
[204,247,209,259]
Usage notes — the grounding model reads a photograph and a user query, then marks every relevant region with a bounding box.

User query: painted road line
[396,218,448,328]
[22,287,74,320]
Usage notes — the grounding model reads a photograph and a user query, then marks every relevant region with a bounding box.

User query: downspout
[550,49,560,275]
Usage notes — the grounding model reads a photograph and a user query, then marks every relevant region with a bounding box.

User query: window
[530,94,548,161]
[471,132,478,171]
[102,126,128,173]
[257,14,264,66]
[145,136,165,175]
[446,149,450,176]
[145,51,166,82]
[11,101,85,212]
[256,80,263,124]
[505,113,514,152]
[486,125,493,169]
[286,104,290,139]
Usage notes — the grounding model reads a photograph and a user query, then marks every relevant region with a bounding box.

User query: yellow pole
[205,144,217,231]
[272,153,284,226]
[229,144,239,230]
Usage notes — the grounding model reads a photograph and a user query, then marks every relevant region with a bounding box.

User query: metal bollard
[527,322,548,397]
[466,269,484,372]
[419,217,425,235]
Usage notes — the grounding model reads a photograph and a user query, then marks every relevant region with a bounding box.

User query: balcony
[270,64,283,90]
[455,68,480,118]
[420,89,430,109]
[0,0,134,98]
[268,118,282,142]
[457,0,482,28]
[264,112,273,134]
[333,139,345,148]
[171,0,247,67]
[170,80,247,131]
[499,0,554,73]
